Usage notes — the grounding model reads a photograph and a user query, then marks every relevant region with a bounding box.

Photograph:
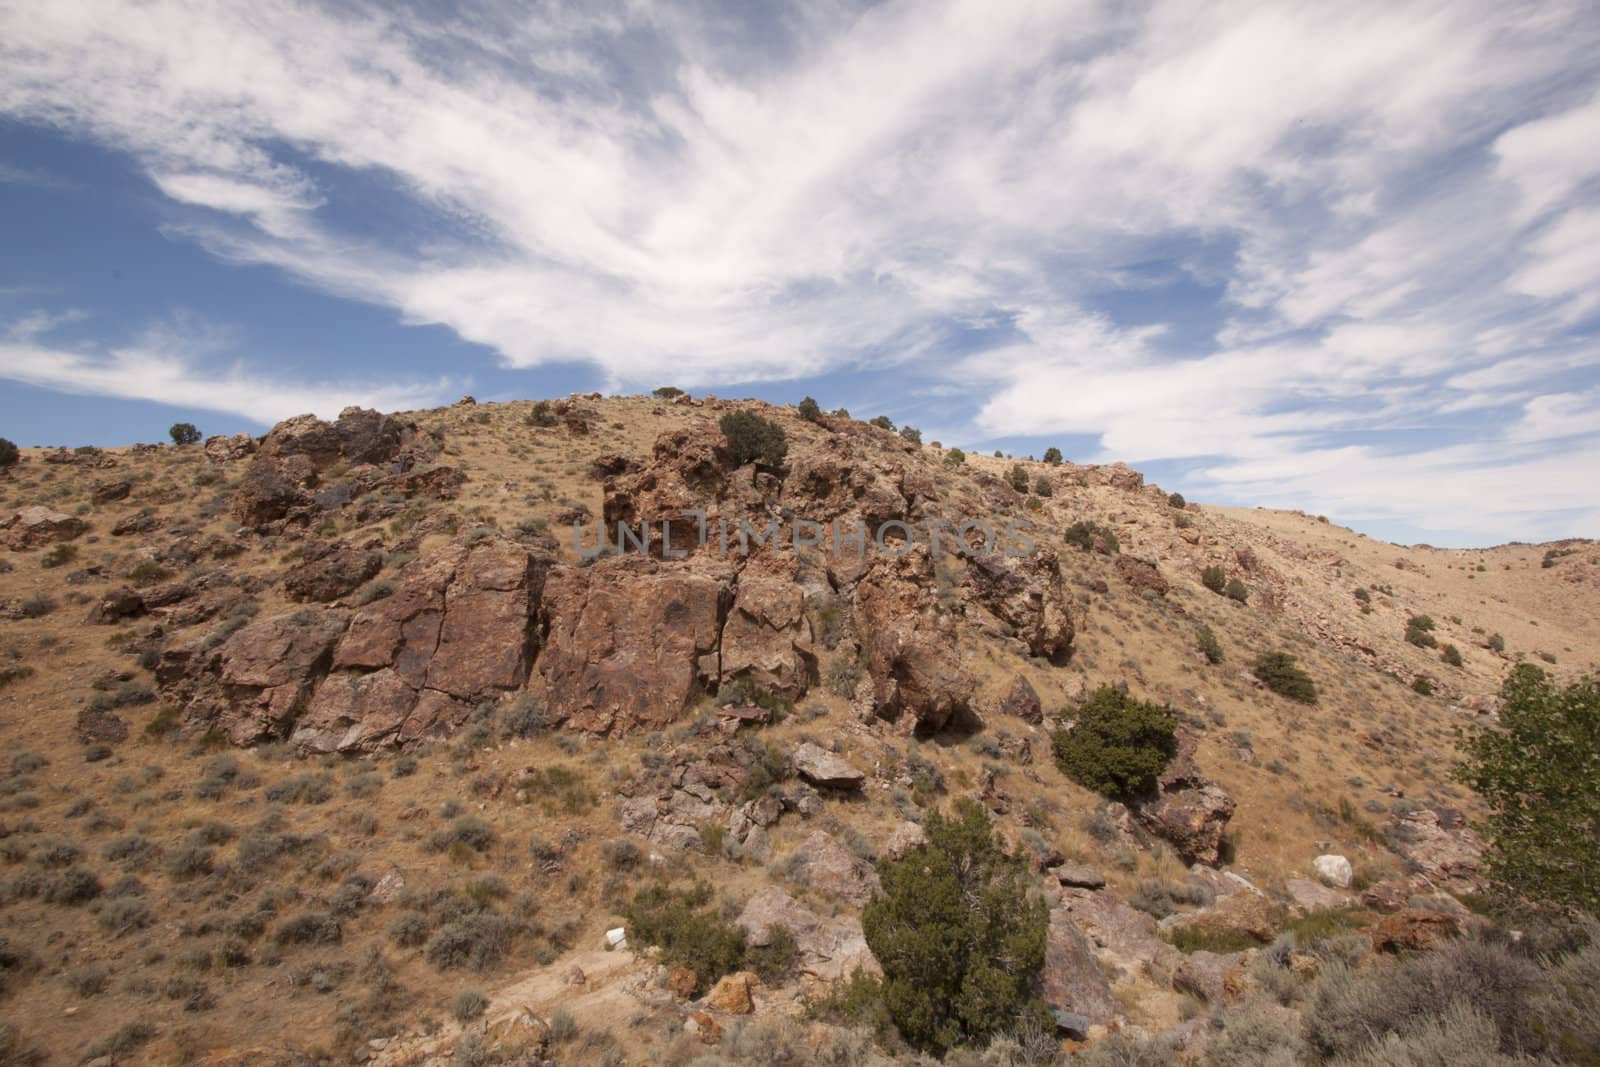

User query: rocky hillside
[0,394,1595,1064]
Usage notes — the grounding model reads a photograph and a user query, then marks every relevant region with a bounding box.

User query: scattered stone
[703,971,755,1014]
[1052,863,1108,890]
[1115,555,1170,596]
[998,673,1042,723]
[2,506,87,550]
[1313,854,1353,889]
[792,741,865,789]
[90,480,132,504]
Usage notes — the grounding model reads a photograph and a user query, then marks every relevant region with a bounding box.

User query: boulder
[203,433,257,464]
[540,556,725,736]
[882,821,927,861]
[1371,909,1461,954]
[282,547,383,603]
[1285,878,1353,914]
[381,464,466,500]
[781,831,881,906]
[1313,854,1354,889]
[229,454,315,527]
[734,886,880,980]
[1172,950,1238,1005]
[1052,863,1107,890]
[1133,734,1235,866]
[2,506,87,550]
[963,548,1074,660]
[1040,906,1117,1024]
[86,587,145,625]
[1164,888,1283,946]
[998,674,1042,723]
[853,548,975,733]
[792,742,865,789]
[90,480,132,504]
[1384,808,1484,894]
[703,971,755,1014]
[1115,555,1169,597]
[719,552,816,697]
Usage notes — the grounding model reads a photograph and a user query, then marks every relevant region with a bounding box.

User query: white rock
[605,927,628,951]
[1314,854,1354,888]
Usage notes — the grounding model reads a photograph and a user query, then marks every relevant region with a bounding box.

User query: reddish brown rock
[282,547,383,603]
[703,971,755,1014]
[230,454,316,527]
[998,673,1042,723]
[90,480,131,504]
[2,506,87,550]
[86,587,145,624]
[719,552,815,697]
[1115,555,1170,597]
[381,464,466,500]
[336,537,547,701]
[213,608,350,743]
[964,548,1074,660]
[853,548,974,733]
[1133,733,1236,866]
[1371,909,1461,954]
[668,967,698,1000]
[291,668,420,753]
[540,555,726,735]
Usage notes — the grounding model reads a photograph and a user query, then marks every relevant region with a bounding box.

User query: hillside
[0,394,1595,1065]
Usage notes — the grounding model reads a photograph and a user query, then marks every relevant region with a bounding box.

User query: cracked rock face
[853,547,975,733]
[540,555,728,736]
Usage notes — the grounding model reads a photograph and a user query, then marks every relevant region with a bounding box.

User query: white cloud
[0,316,459,423]
[0,0,1597,541]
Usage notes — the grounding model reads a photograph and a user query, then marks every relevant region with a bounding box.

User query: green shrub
[1051,686,1178,798]
[274,911,341,945]
[1225,577,1249,604]
[1063,521,1118,554]
[1197,624,1223,665]
[1042,447,1062,465]
[526,399,558,427]
[452,989,488,1021]
[41,544,77,569]
[1454,666,1600,914]
[0,438,18,469]
[1168,492,1186,508]
[620,884,745,994]
[169,422,201,445]
[861,798,1049,1053]
[1201,565,1227,593]
[745,923,799,984]
[944,447,966,466]
[869,415,895,431]
[796,396,822,422]
[426,816,494,854]
[652,386,684,398]
[1406,615,1438,648]
[1354,587,1371,604]
[425,914,515,971]
[1488,633,1506,653]
[1412,676,1434,696]
[1032,475,1052,497]
[899,425,922,445]
[1253,651,1317,704]
[719,411,788,468]
[1008,464,1029,492]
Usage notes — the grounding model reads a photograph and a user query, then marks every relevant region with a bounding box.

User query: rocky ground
[0,394,1594,1065]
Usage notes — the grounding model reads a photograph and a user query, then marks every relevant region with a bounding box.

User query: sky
[1,1,1598,548]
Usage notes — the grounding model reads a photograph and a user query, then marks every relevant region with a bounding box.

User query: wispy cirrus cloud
[0,0,1597,541]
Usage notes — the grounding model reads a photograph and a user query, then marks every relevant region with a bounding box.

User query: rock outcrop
[964,548,1075,660]
[2,506,87,550]
[282,545,383,603]
[718,551,816,698]
[540,556,727,736]
[1133,734,1235,865]
[735,886,880,980]
[1384,808,1484,895]
[1040,906,1118,1025]
[781,831,881,906]
[853,548,974,733]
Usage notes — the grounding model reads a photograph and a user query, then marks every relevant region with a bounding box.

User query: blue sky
[2,1,1598,548]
